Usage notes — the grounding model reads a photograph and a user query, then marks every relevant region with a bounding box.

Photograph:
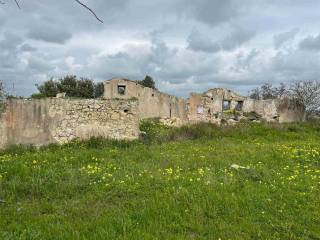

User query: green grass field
[0,122,320,239]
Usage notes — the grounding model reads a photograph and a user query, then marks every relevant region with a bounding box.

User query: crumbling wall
[243,99,305,122]
[104,79,305,125]
[276,99,306,123]
[0,99,139,148]
[104,78,187,120]
[188,89,247,122]
[243,99,279,121]
[187,88,305,124]
[187,93,203,121]
[0,115,7,148]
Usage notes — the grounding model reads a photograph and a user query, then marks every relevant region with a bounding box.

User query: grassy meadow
[0,121,320,239]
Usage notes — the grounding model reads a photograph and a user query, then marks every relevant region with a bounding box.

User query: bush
[0,144,37,156]
[30,93,46,99]
[58,75,78,97]
[0,101,5,115]
[140,120,223,143]
[34,76,104,99]
[36,78,59,97]
[169,122,220,141]
[138,75,157,90]
[0,81,5,100]
[94,82,105,98]
[139,119,317,144]
[76,78,95,98]
[139,119,171,143]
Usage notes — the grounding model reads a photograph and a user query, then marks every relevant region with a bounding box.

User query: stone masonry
[0,98,139,148]
[0,78,306,148]
[104,79,305,126]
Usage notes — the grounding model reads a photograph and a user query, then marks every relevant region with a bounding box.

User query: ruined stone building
[103,78,305,125]
[0,78,305,148]
[187,88,305,124]
[104,78,187,120]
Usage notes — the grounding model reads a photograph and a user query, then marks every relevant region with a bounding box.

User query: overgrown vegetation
[0,81,5,114]
[249,81,320,118]
[32,75,104,99]
[137,75,157,90]
[1,122,320,239]
[0,81,4,99]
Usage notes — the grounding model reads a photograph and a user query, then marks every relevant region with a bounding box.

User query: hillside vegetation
[0,121,320,239]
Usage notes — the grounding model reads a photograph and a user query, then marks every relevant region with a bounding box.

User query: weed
[0,122,319,239]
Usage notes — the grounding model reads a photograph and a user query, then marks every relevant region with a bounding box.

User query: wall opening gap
[223,100,231,111]
[117,85,126,95]
[236,101,244,111]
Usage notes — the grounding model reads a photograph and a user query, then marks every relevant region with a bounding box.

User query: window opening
[117,85,126,95]
[197,105,204,114]
[223,100,231,111]
[235,101,244,111]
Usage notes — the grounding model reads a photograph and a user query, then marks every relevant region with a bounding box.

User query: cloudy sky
[1,0,320,97]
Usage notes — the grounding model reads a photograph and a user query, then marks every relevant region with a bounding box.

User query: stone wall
[276,99,306,123]
[243,99,279,121]
[188,89,246,122]
[0,81,306,148]
[104,79,305,124]
[0,98,139,148]
[187,88,305,124]
[104,78,187,119]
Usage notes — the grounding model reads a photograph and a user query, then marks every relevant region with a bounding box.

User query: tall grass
[139,119,320,144]
[0,121,319,239]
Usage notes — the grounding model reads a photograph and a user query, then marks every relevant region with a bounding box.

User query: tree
[289,80,320,113]
[76,78,95,98]
[260,83,277,100]
[249,80,320,116]
[275,82,289,99]
[94,82,104,98]
[36,78,59,97]
[249,82,288,100]
[0,81,4,100]
[249,87,261,100]
[34,76,104,99]
[58,75,78,97]
[138,75,157,90]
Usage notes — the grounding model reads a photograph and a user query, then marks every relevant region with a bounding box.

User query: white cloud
[1,0,320,97]
[273,28,299,49]
[299,34,320,51]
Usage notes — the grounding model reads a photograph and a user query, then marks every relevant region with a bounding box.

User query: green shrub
[137,75,157,89]
[0,101,5,115]
[139,119,318,144]
[34,76,104,99]
[168,122,219,141]
[0,144,37,156]
[139,119,171,143]
[140,120,231,143]
[30,93,46,99]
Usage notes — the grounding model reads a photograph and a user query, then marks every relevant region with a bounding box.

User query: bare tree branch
[0,0,103,23]
[14,0,20,9]
[74,0,103,23]
[290,80,320,113]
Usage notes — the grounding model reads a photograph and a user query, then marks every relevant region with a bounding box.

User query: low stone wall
[243,99,279,121]
[276,99,306,123]
[0,98,139,148]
